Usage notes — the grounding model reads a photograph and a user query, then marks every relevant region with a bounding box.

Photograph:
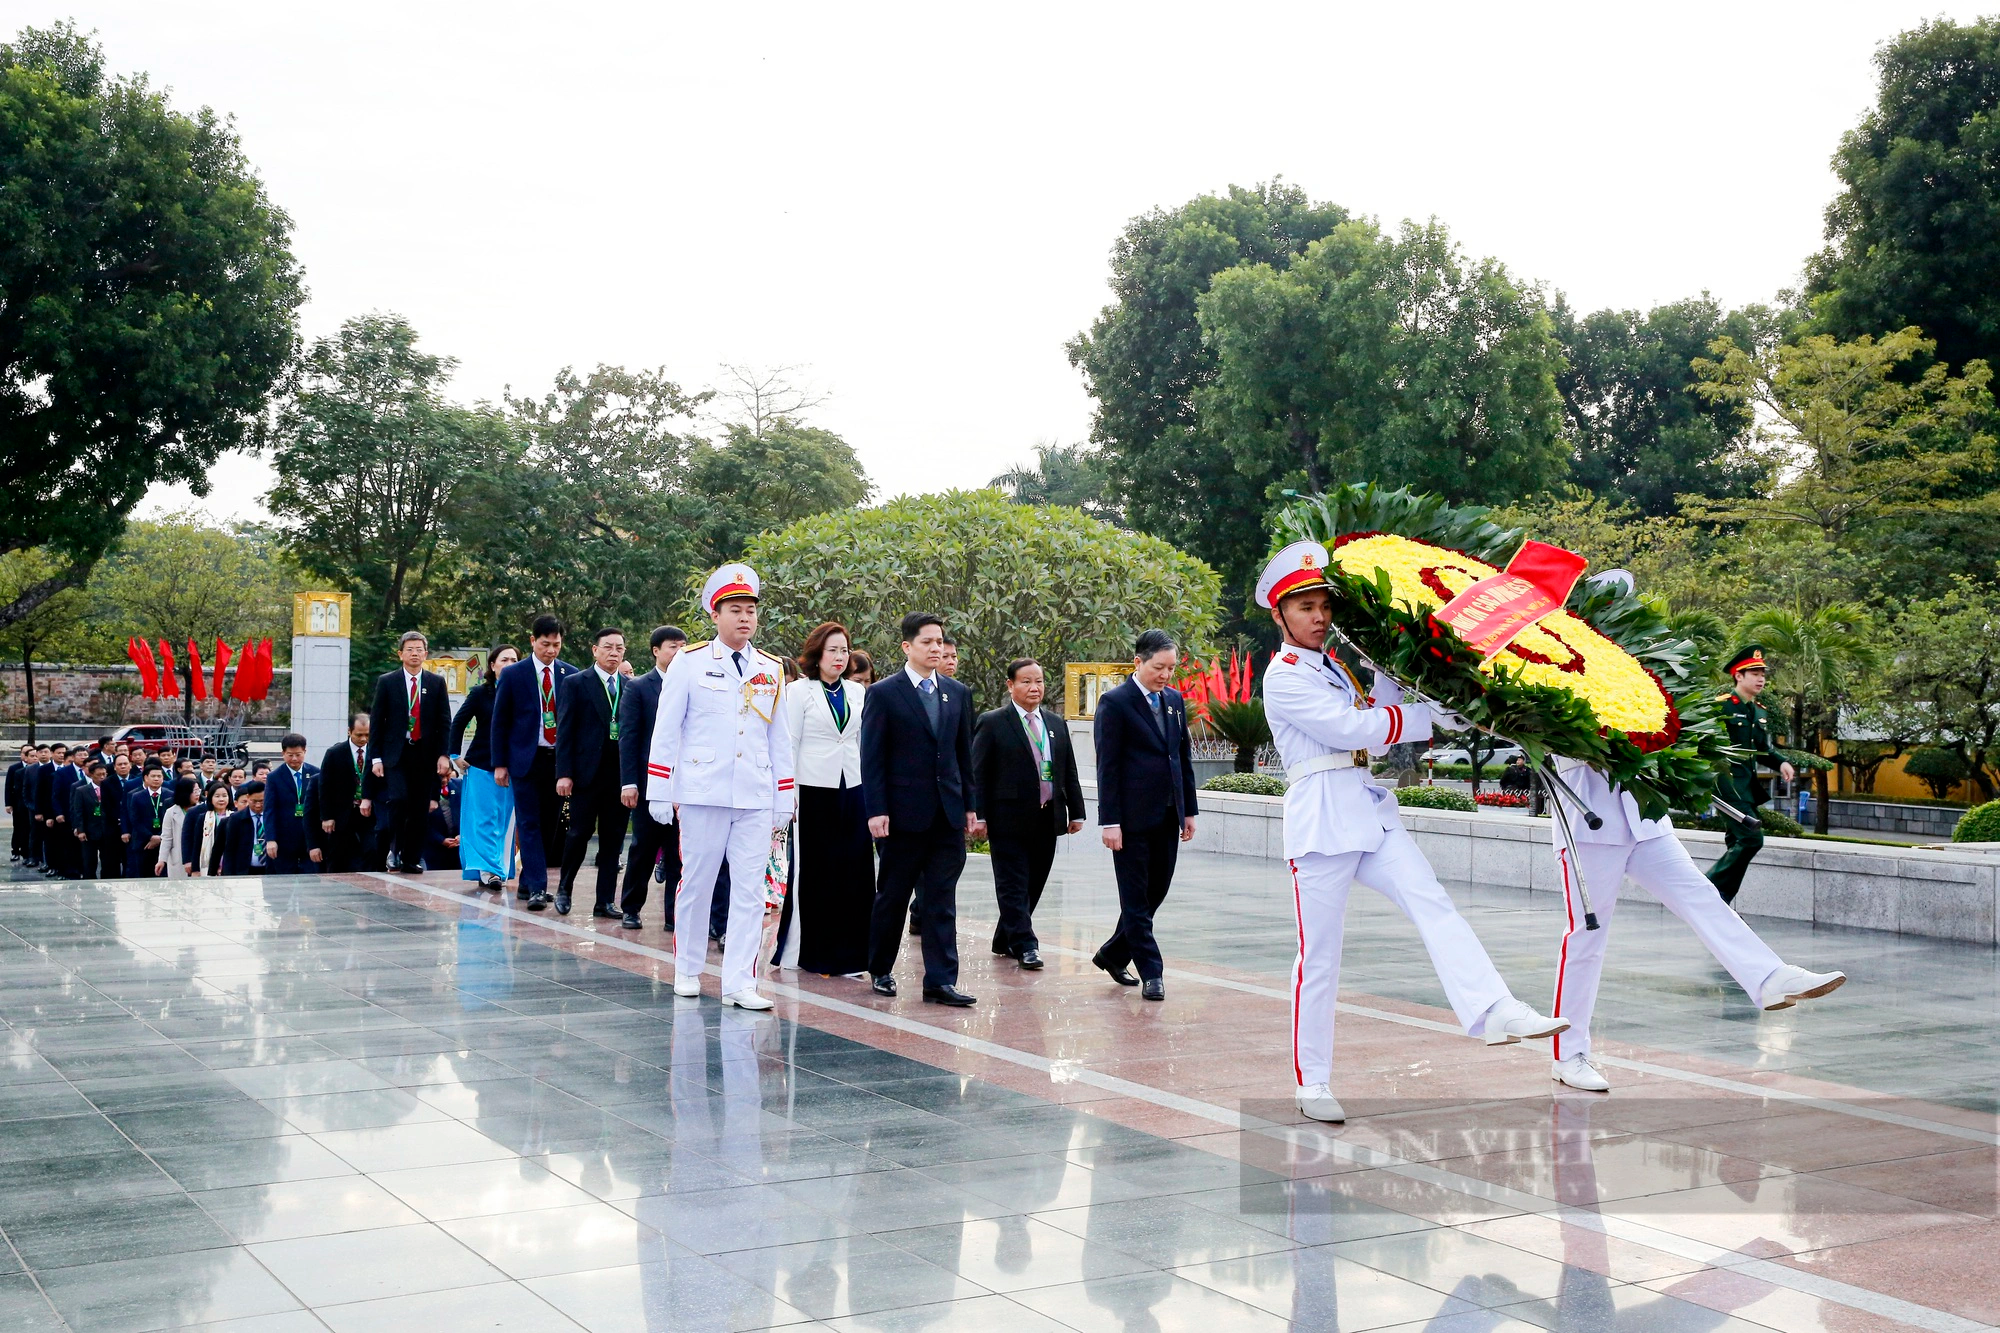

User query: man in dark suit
[317,714,373,872]
[554,627,631,917]
[122,763,171,878]
[23,745,50,871]
[972,658,1086,970]
[617,625,686,929]
[861,611,980,1007]
[264,732,322,875]
[368,631,452,873]
[6,744,29,863]
[1092,629,1200,1002]
[69,759,118,879]
[220,781,269,876]
[491,614,578,909]
[49,745,82,878]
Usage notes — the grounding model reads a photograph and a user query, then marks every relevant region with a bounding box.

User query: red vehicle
[109,724,220,762]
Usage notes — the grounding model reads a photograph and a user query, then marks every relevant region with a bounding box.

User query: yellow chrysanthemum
[1329,534,1673,740]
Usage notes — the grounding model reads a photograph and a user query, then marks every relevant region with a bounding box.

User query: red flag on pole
[252,638,275,700]
[159,640,180,698]
[230,639,255,700]
[187,639,207,701]
[127,638,154,699]
[211,638,232,699]
[137,638,162,699]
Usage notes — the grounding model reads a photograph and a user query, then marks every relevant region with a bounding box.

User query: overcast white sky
[26,0,1981,523]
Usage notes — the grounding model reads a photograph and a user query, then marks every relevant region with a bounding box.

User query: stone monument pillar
[291,592,352,756]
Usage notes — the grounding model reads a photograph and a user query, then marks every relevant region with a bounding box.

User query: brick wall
[0,664,292,726]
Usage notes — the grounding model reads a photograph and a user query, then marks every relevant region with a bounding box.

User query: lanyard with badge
[1020,710,1052,784]
[604,673,621,740]
[292,769,306,818]
[540,667,557,735]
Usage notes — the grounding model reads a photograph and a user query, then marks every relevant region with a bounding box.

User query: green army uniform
[1705,646,1790,905]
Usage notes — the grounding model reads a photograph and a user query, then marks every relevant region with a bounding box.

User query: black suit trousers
[385,758,432,869]
[868,813,964,989]
[512,747,564,896]
[987,808,1056,955]
[559,745,628,907]
[620,801,675,918]
[323,819,370,873]
[1099,813,1179,981]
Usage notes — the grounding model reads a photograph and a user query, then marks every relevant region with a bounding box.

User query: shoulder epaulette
[1715,692,1734,701]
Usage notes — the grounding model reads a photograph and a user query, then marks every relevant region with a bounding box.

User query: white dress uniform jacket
[1550,758,1670,844]
[1264,646,1437,860]
[784,678,865,789]
[645,640,796,814]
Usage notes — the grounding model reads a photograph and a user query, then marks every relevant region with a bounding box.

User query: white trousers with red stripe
[1551,835,1784,1060]
[675,803,773,997]
[1289,827,1512,1089]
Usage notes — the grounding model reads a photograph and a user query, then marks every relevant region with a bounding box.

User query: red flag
[126,638,153,699]
[252,639,275,700]
[1505,540,1589,607]
[159,640,180,698]
[136,638,161,699]
[211,638,232,699]
[187,639,207,701]
[230,639,255,700]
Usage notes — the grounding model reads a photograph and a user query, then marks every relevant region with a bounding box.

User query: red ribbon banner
[1433,540,1589,661]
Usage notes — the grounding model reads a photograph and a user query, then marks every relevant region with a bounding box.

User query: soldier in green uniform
[1705,645,1796,905]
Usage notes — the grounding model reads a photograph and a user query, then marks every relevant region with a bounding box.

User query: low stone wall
[1080,781,1998,946]
[1802,796,1967,838]
[0,663,292,727]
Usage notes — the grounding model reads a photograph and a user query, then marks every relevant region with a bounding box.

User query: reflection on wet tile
[441,1200,674,1279]
[313,1277,575,1332]
[1496,1283,1782,1332]
[6,1190,236,1272]
[711,1234,986,1318]
[885,1215,1154,1294]
[623,1185,856,1255]
[309,1120,517,1173]
[1013,1268,1293,1330]
[0,1273,62,1331]
[1331,1229,1580,1308]
[152,1135,358,1191]
[194,1175,425,1242]
[222,1059,392,1099]
[263,1086,454,1133]
[372,1157,598,1221]
[526,1256,817,1331]
[248,1222,506,1306]
[1036,1195,1296,1268]
[38,1249,303,1333]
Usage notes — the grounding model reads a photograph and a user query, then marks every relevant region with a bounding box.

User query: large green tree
[0,23,303,629]
[0,548,93,738]
[1734,601,1885,832]
[264,314,501,662]
[1197,218,1567,510]
[688,419,872,563]
[1807,17,2000,376]
[449,365,714,647]
[1067,183,1349,607]
[740,489,1219,710]
[1553,295,1759,514]
[1870,577,2000,801]
[89,509,293,714]
[989,442,1121,525]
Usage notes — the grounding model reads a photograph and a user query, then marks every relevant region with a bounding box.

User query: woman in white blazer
[157,778,197,879]
[772,622,872,975]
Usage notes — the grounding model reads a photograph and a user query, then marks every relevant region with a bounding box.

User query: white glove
[1430,704,1471,732]
[649,800,675,826]
[771,795,795,832]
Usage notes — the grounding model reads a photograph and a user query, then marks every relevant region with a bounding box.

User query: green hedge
[1953,800,2000,843]
[1201,773,1287,796]
[1671,807,1806,838]
[1393,785,1477,812]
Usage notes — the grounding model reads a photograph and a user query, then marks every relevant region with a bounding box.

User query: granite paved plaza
[1,842,1995,1332]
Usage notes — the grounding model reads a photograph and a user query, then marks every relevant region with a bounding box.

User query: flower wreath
[1271,484,1732,822]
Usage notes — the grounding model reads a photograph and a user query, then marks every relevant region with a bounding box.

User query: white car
[1421,744,1523,767]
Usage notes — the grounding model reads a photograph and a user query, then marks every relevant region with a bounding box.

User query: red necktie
[407,675,420,741]
[541,666,556,744]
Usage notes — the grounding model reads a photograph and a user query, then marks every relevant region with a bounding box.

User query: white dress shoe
[1552,1053,1611,1092]
[673,974,702,998]
[1759,965,1846,1011]
[1482,997,1570,1045]
[722,989,774,1011]
[1295,1083,1346,1122]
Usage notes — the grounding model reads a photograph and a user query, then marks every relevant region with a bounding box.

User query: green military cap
[1724,645,1768,676]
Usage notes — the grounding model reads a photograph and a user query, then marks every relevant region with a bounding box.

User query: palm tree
[989,443,1122,524]
[1733,601,1884,833]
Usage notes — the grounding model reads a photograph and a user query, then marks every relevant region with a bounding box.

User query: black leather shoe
[526,892,549,911]
[923,985,977,1007]
[1092,949,1139,986]
[554,891,572,915]
[1142,978,1165,1001]
[479,872,504,890]
[871,974,898,997]
[395,861,424,874]
[1019,949,1044,971]
[620,913,642,929]
[591,905,618,919]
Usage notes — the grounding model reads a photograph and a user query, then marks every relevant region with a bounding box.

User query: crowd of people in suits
[4,566,1209,1017]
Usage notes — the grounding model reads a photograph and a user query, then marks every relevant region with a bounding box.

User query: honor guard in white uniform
[1258,540,1567,1123]
[1545,754,1845,1092]
[647,563,796,1010]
